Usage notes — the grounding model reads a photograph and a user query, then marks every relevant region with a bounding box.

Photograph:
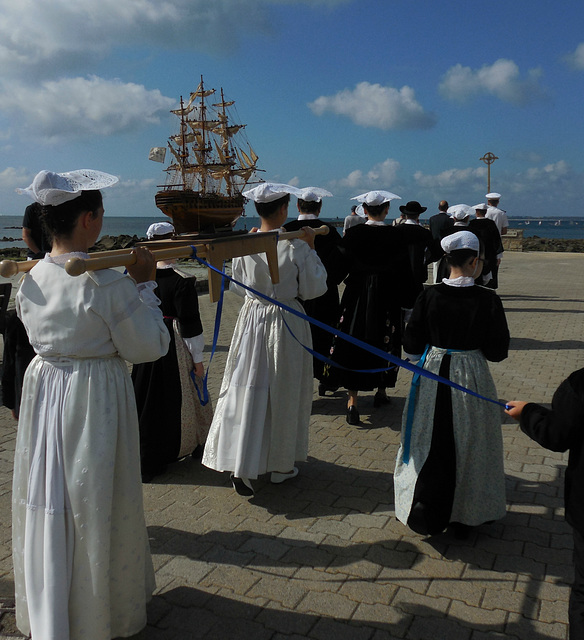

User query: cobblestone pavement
[1,251,583,639]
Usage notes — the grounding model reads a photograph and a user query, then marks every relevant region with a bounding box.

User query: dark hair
[363,202,389,218]
[297,199,321,214]
[254,193,290,219]
[41,190,103,240]
[444,248,478,267]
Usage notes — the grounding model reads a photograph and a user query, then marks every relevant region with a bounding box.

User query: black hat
[399,200,427,215]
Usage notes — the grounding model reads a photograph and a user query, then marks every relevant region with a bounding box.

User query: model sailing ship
[150,77,262,234]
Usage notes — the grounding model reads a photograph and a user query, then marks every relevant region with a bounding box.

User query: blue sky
[0,0,583,220]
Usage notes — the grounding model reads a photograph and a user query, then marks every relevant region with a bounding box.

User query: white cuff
[183,333,204,363]
[137,281,162,310]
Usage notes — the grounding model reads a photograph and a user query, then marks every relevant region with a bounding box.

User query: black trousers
[570,527,584,639]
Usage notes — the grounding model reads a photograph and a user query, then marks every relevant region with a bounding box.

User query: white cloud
[0,0,331,75]
[413,167,486,190]
[439,59,544,105]
[0,166,31,189]
[335,158,402,190]
[564,43,584,70]
[523,160,571,185]
[0,76,175,141]
[308,82,436,130]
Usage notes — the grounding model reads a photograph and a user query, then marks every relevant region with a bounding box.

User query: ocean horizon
[1,213,583,249]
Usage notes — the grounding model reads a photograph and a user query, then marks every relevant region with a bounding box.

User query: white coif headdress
[441,230,480,254]
[146,222,175,239]
[351,190,401,206]
[297,187,333,203]
[447,204,472,220]
[17,169,119,206]
[243,182,303,203]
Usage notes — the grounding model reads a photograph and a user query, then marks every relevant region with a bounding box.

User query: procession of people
[9,173,580,639]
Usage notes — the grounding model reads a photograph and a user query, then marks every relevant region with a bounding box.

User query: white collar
[298,213,318,220]
[404,219,419,225]
[365,219,386,226]
[442,276,475,287]
[45,251,89,265]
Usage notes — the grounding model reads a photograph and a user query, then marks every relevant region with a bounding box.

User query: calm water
[2,214,583,249]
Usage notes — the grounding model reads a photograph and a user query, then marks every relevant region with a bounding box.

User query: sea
[1,214,583,250]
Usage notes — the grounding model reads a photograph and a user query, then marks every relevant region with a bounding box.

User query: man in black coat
[468,203,504,288]
[394,201,433,296]
[428,200,453,282]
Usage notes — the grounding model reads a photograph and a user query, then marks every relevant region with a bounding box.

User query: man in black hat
[394,201,433,296]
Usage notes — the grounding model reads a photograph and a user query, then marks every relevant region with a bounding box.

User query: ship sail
[153,75,264,233]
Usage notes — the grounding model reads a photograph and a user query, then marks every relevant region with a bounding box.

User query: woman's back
[404,283,509,362]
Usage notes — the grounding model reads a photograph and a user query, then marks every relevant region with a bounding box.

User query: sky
[0,0,583,220]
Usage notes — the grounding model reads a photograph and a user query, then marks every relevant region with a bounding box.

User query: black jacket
[520,368,584,536]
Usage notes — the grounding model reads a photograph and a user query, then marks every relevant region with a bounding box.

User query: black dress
[394,283,510,535]
[468,217,503,288]
[1,310,35,418]
[322,223,416,392]
[283,218,342,380]
[132,268,205,477]
[393,223,433,296]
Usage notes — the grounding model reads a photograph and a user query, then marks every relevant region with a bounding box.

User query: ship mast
[216,87,235,197]
[178,96,189,189]
[162,76,261,195]
[199,75,208,193]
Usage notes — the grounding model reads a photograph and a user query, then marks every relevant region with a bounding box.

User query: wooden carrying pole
[0,247,138,279]
[63,225,329,303]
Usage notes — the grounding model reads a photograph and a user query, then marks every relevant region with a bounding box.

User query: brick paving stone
[505,613,568,639]
[449,600,507,630]
[296,589,358,618]
[426,579,484,607]
[309,616,383,640]
[391,586,450,616]
[406,615,472,640]
[338,579,397,605]
[482,588,538,618]
[246,575,308,608]
[328,558,383,580]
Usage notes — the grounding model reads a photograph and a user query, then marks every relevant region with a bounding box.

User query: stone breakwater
[521,236,584,252]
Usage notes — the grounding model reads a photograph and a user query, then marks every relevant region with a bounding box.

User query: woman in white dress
[12,170,170,640]
[202,183,327,496]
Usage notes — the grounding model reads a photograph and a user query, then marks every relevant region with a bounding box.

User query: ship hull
[155,190,245,233]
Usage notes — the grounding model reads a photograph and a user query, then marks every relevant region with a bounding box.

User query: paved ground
[1,250,583,639]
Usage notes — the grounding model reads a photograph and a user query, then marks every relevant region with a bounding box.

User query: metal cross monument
[479,152,498,193]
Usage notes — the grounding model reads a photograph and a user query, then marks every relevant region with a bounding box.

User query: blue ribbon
[188,248,510,414]
[402,345,430,464]
[187,245,223,407]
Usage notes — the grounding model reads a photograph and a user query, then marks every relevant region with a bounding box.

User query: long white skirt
[12,355,155,640]
[203,297,313,479]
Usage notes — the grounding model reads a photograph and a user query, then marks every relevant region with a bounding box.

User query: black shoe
[450,522,472,540]
[230,473,254,497]
[347,406,360,425]
[141,465,167,483]
[373,392,391,408]
[318,383,338,396]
